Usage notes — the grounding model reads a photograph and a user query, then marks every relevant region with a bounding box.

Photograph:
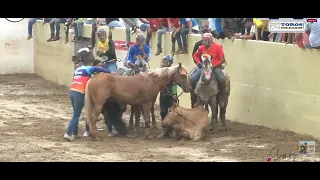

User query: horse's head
[173,63,191,93]
[201,55,213,82]
[72,47,95,66]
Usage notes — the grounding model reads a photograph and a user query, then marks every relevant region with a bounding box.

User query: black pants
[91,22,97,48]
[159,93,174,121]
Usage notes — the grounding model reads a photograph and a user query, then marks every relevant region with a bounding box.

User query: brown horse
[84,63,191,138]
[189,59,231,132]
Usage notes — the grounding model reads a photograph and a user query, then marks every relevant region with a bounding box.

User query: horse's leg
[219,94,229,130]
[129,105,134,130]
[209,95,218,133]
[205,104,209,112]
[151,104,157,129]
[90,103,104,139]
[141,102,152,138]
[190,90,196,108]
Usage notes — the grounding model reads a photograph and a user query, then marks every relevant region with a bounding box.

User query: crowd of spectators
[27,18,320,56]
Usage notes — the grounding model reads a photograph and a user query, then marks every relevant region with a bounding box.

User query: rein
[163,67,188,106]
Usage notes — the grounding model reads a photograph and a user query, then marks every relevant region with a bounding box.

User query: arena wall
[33,22,320,139]
[0,18,34,74]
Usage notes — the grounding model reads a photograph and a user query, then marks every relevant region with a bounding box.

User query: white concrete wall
[0,18,34,74]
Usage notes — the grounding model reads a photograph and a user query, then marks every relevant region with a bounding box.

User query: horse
[72,47,129,136]
[84,63,191,139]
[189,59,231,132]
[125,58,157,131]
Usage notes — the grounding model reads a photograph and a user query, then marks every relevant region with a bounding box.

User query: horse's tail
[84,79,93,132]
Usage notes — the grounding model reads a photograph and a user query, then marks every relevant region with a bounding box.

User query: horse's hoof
[219,127,228,131]
[152,126,158,130]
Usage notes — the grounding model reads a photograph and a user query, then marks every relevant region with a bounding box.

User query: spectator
[91,18,99,48]
[175,18,200,54]
[214,18,226,39]
[27,18,53,40]
[139,18,159,46]
[126,34,151,68]
[306,18,320,49]
[73,18,85,42]
[122,18,147,48]
[234,18,256,40]
[47,18,67,42]
[236,18,246,35]
[105,18,123,40]
[155,18,171,56]
[294,33,304,48]
[95,29,117,73]
[303,30,312,49]
[208,18,219,38]
[169,18,180,55]
[64,18,75,43]
[222,18,237,42]
[253,18,270,41]
[122,18,138,48]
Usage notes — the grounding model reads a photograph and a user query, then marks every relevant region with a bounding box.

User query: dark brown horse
[189,59,231,132]
[85,63,191,138]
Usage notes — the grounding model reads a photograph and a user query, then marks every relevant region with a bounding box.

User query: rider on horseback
[96,29,117,72]
[159,55,178,122]
[126,34,151,70]
[192,33,227,106]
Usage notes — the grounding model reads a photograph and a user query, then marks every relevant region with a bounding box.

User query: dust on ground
[0,74,319,162]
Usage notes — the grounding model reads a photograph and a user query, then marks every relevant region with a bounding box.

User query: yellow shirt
[253,18,268,31]
[97,39,110,53]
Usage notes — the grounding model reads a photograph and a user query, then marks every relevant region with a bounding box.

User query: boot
[155,44,162,56]
[175,44,183,54]
[171,43,175,55]
[47,33,54,42]
[218,82,227,107]
[51,35,60,41]
[179,47,188,54]
[27,34,32,40]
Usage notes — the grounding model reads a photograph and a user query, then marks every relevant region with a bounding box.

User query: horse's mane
[147,65,179,79]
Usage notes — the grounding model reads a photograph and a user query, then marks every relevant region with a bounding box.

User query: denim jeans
[66,90,85,136]
[140,24,149,32]
[76,20,84,37]
[108,21,123,28]
[190,67,201,89]
[28,18,53,35]
[157,26,169,45]
[103,62,117,72]
[50,18,66,37]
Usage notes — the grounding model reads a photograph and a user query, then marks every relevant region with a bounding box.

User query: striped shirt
[307,18,320,47]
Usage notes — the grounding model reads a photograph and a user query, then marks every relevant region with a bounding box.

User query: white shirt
[307,18,320,47]
[208,18,216,31]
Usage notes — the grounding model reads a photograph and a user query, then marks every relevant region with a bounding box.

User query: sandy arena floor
[0,74,319,162]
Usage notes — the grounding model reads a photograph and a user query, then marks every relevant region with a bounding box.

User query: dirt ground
[0,74,319,162]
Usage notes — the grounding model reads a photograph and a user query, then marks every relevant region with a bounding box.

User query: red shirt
[159,18,169,27]
[193,43,224,67]
[169,18,179,28]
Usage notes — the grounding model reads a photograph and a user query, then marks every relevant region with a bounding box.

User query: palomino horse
[189,59,231,132]
[125,57,156,130]
[84,63,191,138]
